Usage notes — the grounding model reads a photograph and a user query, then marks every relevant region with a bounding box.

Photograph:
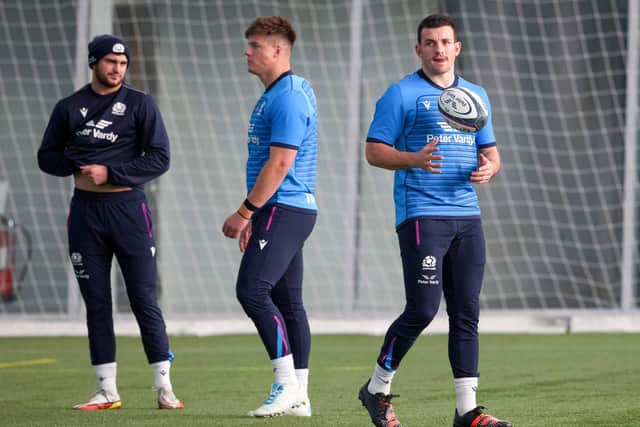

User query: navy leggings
[68,189,171,365]
[236,204,316,368]
[377,218,485,378]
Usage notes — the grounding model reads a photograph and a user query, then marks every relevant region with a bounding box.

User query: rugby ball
[437,86,488,133]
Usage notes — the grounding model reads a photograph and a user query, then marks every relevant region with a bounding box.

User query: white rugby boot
[73,389,122,410]
[247,383,298,417]
[284,393,312,417]
[157,386,185,409]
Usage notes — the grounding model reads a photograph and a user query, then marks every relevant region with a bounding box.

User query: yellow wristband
[237,204,252,220]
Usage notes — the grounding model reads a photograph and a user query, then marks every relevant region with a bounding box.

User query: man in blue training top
[38,34,184,411]
[358,14,512,427]
[222,16,317,418]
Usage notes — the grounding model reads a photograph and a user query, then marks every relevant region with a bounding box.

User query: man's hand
[79,164,108,185]
[470,152,494,184]
[413,137,443,173]
[238,221,252,252]
[222,211,250,240]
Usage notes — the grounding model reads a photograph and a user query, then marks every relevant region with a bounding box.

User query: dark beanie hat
[88,34,130,68]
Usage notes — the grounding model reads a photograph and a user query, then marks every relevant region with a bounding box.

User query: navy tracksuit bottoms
[68,189,172,365]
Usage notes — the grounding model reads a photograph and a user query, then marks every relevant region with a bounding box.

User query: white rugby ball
[437,86,488,133]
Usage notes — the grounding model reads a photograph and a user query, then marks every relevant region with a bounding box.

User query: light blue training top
[367,70,496,227]
[246,71,318,211]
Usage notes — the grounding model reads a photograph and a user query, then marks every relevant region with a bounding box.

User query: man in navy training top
[358,14,512,427]
[38,34,184,411]
[222,16,318,418]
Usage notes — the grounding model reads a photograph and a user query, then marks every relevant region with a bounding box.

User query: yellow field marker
[0,358,57,369]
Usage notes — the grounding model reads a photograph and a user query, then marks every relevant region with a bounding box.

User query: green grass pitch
[1,333,639,426]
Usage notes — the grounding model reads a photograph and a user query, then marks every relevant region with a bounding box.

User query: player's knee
[127,292,157,313]
[448,300,480,335]
[85,300,113,320]
[414,307,438,327]
[449,315,479,337]
[236,285,271,317]
[277,300,306,317]
[402,304,438,330]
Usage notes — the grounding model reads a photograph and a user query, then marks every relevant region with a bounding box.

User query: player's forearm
[246,157,290,207]
[482,147,501,176]
[37,149,77,177]
[366,142,418,170]
[107,149,170,186]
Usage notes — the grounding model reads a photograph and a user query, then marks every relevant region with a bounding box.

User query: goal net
[1,0,638,334]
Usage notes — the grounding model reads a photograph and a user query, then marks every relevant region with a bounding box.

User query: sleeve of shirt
[268,90,309,150]
[37,101,77,177]
[366,83,404,146]
[107,94,170,186]
[475,87,496,148]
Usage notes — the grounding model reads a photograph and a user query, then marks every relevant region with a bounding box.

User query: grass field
[1,333,639,426]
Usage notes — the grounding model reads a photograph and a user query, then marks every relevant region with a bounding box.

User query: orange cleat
[358,380,402,427]
[73,389,122,410]
[453,406,512,427]
[157,386,185,409]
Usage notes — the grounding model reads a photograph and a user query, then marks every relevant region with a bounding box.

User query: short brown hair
[417,14,458,43]
[245,16,296,46]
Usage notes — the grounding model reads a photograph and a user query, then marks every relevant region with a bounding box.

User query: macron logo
[259,240,268,250]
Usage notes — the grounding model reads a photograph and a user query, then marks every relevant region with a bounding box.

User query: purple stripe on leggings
[379,336,397,371]
[273,315,289,355]
[415,220,420,245]
[141,202,152,237]
[265,205,277,231]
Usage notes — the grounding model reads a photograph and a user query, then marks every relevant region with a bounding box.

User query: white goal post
[0,0,638,335]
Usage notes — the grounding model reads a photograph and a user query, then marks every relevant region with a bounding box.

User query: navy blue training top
[38,84,170,189]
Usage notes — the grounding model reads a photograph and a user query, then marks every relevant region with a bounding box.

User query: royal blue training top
[246,71,318,211]
[367,70,496,227]
[38,84,170,189]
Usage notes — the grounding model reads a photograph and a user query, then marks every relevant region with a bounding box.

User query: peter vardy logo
[76,119,119,143]
[427,131,474,145]
[74,268,90,279]
[437,121,455,131]
[418,274,439,285]
[92,120,112,130]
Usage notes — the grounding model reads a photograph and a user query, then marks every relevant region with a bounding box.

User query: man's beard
[96,71,122,88]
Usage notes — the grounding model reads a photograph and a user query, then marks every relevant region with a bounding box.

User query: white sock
[151,360,172,390]
[95,362,117,395]
[271,354,298,387]
[368,364,395,395]
[295,368,309,398]
[454,377,478,415]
